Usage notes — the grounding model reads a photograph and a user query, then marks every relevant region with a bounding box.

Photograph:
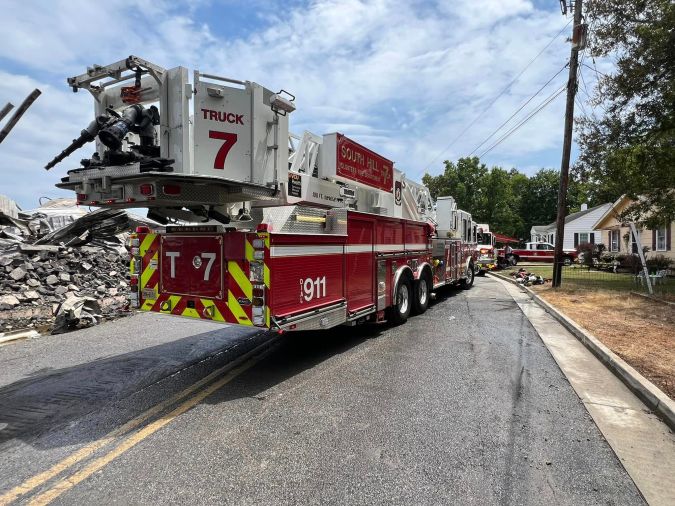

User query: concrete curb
[489,272,675,431]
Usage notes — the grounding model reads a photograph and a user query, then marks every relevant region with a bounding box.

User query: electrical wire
[477,85,566,158]
[467,63,569,156]
[583,62,607,76]
[421,18,572,171]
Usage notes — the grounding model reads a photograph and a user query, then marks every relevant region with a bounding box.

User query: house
[592,195,674,260]
[529,202,612,249]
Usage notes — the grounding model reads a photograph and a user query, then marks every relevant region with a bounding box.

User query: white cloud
[0,0,576,207]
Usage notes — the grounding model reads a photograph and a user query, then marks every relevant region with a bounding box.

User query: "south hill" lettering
[201,109,244,125]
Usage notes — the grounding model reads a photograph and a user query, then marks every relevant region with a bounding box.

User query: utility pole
[552,0,583,287]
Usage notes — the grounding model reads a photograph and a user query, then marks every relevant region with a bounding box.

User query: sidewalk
[495,277,675,506]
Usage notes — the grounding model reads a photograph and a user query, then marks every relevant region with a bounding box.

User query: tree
[574,0,675,228]
[422,157,488,213]
[518,169,560,237]
[481,167,523,238]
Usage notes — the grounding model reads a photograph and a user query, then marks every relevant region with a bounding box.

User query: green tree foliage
[422,157,488,213]
[574,0,675,227]
[423,159,590,240]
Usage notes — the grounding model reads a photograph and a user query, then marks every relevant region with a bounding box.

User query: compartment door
[160,235,224,299]
[346,218,375,312]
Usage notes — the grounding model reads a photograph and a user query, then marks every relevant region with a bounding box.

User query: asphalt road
[0,276,644,505]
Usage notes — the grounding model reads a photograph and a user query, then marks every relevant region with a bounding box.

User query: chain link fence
[502,257,673,299]
[556,256,674,298]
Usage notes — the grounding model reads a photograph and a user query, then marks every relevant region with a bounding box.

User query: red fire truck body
[130,209,474,332]
[49,56,476,332]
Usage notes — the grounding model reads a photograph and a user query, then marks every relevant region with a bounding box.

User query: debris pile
[0,198,154,334]
[511,268,548,286]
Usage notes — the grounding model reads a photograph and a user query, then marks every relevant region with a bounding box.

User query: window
[656,226,666,251]
[579,232,589,244]
[537,243,552,250]
[610,230,619,252]
[629,229,640,254]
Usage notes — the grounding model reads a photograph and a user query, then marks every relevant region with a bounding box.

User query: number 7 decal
[209,131,238,170]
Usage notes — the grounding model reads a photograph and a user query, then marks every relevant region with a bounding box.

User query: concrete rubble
[0,197,156,335]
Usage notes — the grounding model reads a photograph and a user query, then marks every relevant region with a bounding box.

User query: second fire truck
[47,56,476,332]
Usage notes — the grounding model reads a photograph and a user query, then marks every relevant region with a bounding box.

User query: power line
[575,96,590,119]
[478,85,565,158]
[421,18,573,171]
[478,85,566,158]
[468,63,568,156]
[582,61,606,76]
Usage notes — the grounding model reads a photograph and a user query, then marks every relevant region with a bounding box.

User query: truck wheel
[509,255,518,266]
[563,256,572,266]
[461,263,475,289]
[390,279,412,324]
[412,276,430,315]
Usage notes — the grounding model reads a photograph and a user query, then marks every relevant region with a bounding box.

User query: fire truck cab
[474,224,497,275]
[49,56,476,332]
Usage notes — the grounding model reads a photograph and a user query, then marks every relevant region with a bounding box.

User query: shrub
[622,254,642,273]
[646,254,673,272]
[576,242,595,268]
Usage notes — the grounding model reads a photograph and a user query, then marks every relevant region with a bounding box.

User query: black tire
[477,269,486,277]
[412,275,430,315]
[563,256,572,266]
[461,263,475,289]
[509,255,518,266]
[390,279,412,324]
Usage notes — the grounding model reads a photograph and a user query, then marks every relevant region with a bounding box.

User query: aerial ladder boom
[47,56,437,227]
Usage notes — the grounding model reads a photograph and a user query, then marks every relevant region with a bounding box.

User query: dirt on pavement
[534,287,675,400]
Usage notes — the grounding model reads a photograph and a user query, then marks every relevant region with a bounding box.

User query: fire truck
[474,224,497,275]
[46,56,476,332]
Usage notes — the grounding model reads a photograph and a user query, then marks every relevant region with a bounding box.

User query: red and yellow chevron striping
[133,231,270,328]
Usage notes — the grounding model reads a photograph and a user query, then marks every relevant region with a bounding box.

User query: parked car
[497,242,578,265]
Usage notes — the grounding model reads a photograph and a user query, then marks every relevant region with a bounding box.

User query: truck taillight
[77,193,87,201]
[162,184,181,196]
[249,261,264,282]
[129,273,140,308]
[139,184,154,196]
[252,283,266,326]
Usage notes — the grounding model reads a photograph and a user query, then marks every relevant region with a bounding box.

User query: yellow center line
[28,341,277,506]
[0,337,276,506]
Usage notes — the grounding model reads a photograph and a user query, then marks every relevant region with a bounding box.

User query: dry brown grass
[533,286,675,400]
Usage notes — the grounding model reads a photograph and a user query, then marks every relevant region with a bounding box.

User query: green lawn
[500,265,674,294]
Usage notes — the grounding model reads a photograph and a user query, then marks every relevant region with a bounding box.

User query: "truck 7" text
[201,109,244,125]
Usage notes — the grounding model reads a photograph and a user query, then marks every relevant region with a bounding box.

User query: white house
[529,203,612,249]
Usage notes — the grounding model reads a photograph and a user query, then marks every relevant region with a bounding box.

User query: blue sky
[0,0,608,209]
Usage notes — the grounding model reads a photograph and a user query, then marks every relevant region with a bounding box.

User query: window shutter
[652,229,656,250]
[574,233,579,247]
[668,222,672,251]
[590,233,595,244]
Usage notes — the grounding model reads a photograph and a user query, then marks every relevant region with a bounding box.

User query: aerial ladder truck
[46,56,476,332]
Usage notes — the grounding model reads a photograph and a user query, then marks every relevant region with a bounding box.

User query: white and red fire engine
[474,224,497,275]
[47,56,476,332]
